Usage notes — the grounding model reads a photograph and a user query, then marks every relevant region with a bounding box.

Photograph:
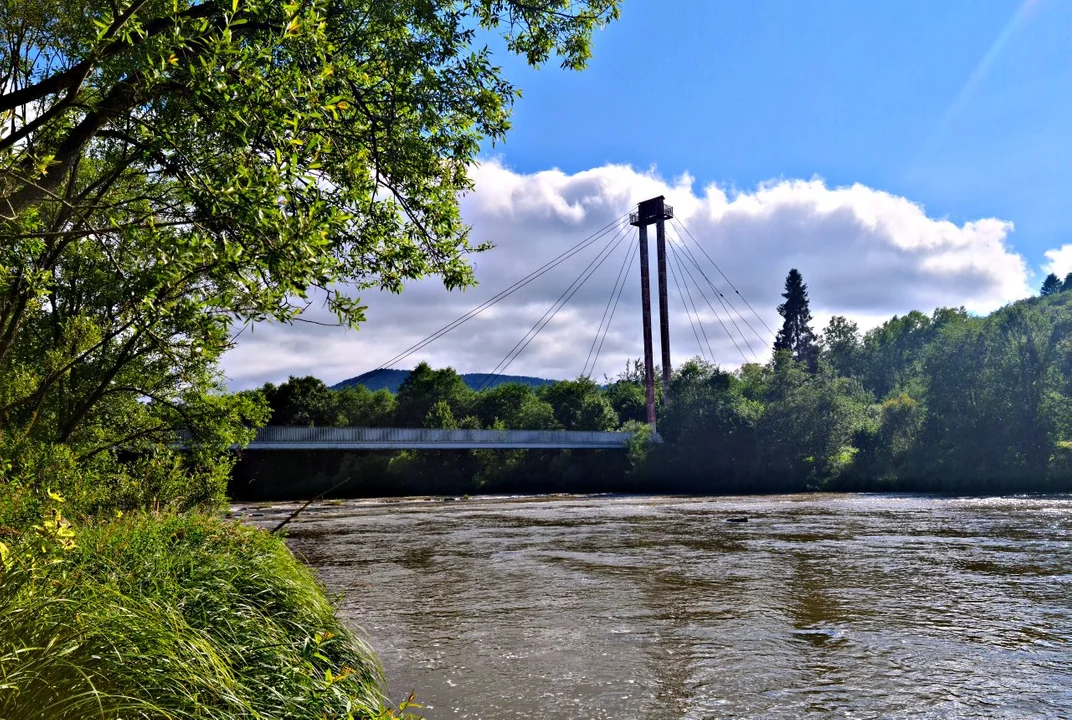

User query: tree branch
[0,1,215,114]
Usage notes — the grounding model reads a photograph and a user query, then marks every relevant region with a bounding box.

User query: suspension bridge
[232,197,772,451]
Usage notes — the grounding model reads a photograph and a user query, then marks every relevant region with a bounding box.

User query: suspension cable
[671,216,775,337]
[676,247,717,363]
[373,213,630,371]
[667,230,761,360]
[586,241,639,379]
[482,225,629,390]
[668,241,713,363]
[478,224,631,390]
[582,234,636,378]
[667,241,750,364]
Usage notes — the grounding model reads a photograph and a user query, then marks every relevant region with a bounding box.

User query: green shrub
[623,420,654,475]
[0,433,233,532]
[1051,440,1072,488]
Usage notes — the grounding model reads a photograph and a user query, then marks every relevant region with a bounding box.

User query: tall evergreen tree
[1063,273,1072,293]
[774,269,819,368]
[1041,273,1062,296]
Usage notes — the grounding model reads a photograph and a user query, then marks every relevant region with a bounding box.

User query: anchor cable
[674,233,768,350]
[668,242,713,363]
[668,231,760,360]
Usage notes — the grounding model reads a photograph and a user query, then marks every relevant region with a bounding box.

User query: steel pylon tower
[629,196,674,431]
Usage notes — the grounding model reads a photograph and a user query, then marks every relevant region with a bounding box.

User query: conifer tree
[1041,273,1062,296]
[1063,273,1072,293]
[774,268,819,369]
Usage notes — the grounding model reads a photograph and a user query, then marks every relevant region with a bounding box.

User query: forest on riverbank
[235,274,1072,498]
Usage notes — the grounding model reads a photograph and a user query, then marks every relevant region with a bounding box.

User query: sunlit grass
[0,513,393,719]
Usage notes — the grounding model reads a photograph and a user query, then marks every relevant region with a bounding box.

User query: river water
[240,494,1072,719]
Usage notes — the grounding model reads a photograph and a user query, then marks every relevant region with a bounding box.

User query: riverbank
[0,511,398,719]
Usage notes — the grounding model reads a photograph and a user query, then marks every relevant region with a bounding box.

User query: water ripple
[239,493,1072,719]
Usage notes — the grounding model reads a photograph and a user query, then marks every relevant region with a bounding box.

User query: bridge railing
[248,426,628,445]
[176,426,633,449]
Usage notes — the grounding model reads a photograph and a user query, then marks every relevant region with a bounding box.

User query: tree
[1041,273,1062,296]
[773,269,819,368]
[577,394,619,431]
[540,377,617,430]
[755,354,872,488]
[262,376,338,426]
[1064,273,1072,293]
[990,304,1059,479]
[821,315,861,378]
[475,383,559,430]
[423,400,457,429]
[872,393,925,478]
[652,359,759,490]
[475,383,533,427]
[335,386,396,427]
[394,362,470,427]
[603,380,647,425]
[0,0,620,458]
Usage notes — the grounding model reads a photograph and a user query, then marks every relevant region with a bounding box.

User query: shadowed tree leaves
[1041,273,1062,296]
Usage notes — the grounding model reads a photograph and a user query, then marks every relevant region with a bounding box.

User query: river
[239,494,1072,719]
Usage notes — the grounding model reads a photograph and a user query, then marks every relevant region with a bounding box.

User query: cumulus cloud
[220,160,1032,389]
[1043,244,1072,278]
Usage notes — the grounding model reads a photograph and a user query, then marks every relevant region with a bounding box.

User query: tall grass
[0,513,392,719]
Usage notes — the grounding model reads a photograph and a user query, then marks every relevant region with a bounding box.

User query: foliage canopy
[0,0,619,478]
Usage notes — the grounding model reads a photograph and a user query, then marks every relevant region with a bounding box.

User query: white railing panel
[179,426,634,450]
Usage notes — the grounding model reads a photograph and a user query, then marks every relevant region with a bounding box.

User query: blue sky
[483,0,1071,273]
[227,0,1072,385]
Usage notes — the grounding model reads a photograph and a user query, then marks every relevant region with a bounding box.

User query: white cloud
[1043,244,1072,278]
[220,160,1032,389]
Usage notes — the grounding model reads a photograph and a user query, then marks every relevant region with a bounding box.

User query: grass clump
[0,511,397,719]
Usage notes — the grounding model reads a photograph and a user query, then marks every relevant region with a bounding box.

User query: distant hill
[331,369,556,393]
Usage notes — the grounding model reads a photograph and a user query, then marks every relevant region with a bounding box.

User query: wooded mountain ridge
[332,369,555,393]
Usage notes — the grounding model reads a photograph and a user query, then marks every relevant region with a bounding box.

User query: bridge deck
[205,426,633,450]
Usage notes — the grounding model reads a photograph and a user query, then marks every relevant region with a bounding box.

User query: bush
[0,432,234,532]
